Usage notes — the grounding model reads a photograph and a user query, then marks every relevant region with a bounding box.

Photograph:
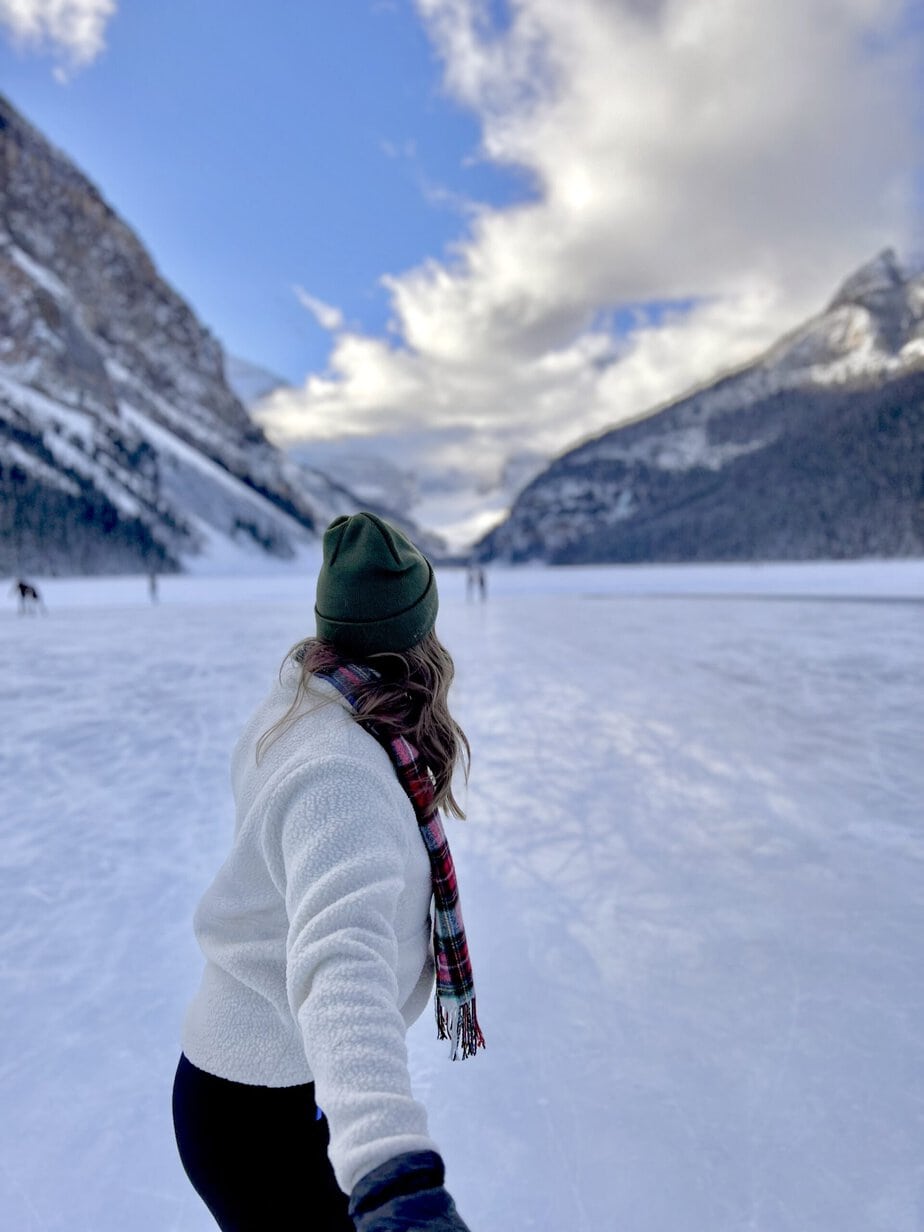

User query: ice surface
[1,563,922,1231]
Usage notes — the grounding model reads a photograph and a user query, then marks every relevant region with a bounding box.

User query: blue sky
[0,1,530,382]
[1,1,922,546]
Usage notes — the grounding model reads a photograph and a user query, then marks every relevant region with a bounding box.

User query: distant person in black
[465,564,487,602]
[9,579,46,615]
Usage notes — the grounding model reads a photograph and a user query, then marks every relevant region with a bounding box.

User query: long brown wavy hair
[258,629,471,819]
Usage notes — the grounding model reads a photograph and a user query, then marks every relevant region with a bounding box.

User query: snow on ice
[1,562,923,1231]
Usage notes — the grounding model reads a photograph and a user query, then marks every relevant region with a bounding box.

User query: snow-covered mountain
[480,250,924,563]
[0,93,428,575]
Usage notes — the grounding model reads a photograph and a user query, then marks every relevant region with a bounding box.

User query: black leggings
[172,1053,353,1231]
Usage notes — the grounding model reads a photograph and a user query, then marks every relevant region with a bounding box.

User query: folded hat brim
[315,564,438,656]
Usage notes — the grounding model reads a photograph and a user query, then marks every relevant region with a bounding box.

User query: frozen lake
[1,562,923,1231]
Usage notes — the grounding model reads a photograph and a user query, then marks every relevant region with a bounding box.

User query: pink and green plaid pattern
[317,663,485,1060]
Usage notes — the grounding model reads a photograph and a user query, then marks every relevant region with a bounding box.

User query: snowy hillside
[1,562,922,1232]
[0,93,385,575]
[482,250,924,563]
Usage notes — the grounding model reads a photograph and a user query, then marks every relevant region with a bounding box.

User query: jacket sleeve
[266,754,438,1194]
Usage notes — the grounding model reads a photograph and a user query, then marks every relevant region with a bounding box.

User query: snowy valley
[2,83,922,572]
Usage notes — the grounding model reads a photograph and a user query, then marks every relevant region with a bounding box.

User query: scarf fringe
[436,995,486,1061]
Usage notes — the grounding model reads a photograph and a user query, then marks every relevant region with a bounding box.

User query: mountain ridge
[0,92,434,575]
[479,250,924,563]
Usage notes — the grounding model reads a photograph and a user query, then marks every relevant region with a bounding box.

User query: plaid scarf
[316,663,485,1061]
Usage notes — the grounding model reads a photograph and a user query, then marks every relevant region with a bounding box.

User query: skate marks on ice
[429,594,924,1232]
[0,582,922,1230]
[0,602,306,1232]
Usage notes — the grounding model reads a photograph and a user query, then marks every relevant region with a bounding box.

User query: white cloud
[258,0,924,547]
[0,0,116,75]
[293,286,345,333]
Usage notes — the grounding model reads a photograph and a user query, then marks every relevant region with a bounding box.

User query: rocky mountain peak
[824,248,922,355]
[828,247,906,309]
[822,246,921,359]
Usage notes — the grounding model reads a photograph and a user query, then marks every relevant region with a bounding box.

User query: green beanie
[314,512,438,655]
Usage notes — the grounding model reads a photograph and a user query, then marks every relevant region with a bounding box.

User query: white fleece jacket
[181,654,439,1192]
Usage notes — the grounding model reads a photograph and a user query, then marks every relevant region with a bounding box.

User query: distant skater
[148,572,158,604]
[173,512,483,1231]
[466,565,487,603]
[9,578,46,615]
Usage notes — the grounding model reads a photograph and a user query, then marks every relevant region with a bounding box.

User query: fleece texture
[181,654,438,1193]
